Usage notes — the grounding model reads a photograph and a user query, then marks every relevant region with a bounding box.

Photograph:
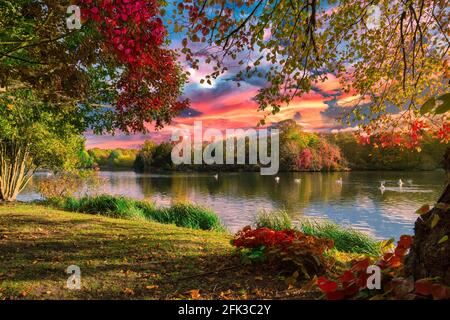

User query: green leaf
[431,214,440,229]
[420,97,436,115]
[434,93,450,114]
[437,235,448,245]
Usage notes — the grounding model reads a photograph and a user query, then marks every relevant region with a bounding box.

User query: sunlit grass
[253,209,293,230]
[253,209,380,255]
[299,220,381,256]
[51,195,225,232]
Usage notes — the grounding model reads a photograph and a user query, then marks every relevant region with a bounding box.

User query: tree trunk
[0,142,34,202]
[405,148,450,285]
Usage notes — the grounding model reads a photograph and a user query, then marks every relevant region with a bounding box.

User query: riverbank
[0,204,323,299]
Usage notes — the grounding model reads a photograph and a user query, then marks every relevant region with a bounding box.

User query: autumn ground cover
[0,204,325,300]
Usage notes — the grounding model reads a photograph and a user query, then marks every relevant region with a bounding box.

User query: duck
[336,177,343,185]
[398,179,404,188]
[379,181,386,191]
[275,176,280,183]
[214,174,218,180]
[294,178,301,184]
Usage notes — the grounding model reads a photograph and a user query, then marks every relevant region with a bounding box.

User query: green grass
[51,195,224,232]
[253,209,380,255]
[299,220,381,256]
[0,204,319,300]
[253,209,293,231]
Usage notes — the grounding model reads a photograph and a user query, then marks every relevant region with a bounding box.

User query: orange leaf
[415,204,430,215]
[145,285,159,290]
[189,289,201,299]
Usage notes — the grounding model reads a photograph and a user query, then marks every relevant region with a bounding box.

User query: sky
[85,2,357,150]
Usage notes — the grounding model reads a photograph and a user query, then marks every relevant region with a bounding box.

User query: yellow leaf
[415,204,430,215]
[431,214,440,229]
[437,235,448,245]
[379,238,395,253]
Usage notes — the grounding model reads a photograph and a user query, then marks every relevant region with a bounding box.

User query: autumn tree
[175,0,449,283]
[0,0,188,200]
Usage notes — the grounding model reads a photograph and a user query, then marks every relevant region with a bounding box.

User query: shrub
[299,220,381,256]
[316,235,419,300]
[232,226,334,278]
[38,171,100,199]
[253,209,292,231]
[53,195,223,231]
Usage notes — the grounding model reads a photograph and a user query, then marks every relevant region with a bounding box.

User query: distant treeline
[85,120,447,172]
[325,132,447,171]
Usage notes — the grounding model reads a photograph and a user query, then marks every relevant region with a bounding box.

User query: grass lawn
[0,203,320,300]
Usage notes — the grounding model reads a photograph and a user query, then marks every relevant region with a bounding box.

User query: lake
[19,170,446,240]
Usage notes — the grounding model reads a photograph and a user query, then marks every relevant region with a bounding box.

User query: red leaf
[317,277,338,293]
[431,283,449,300]
[398,235,413,249]
[352,258,370,272]
[339,270,356,287]
[414,279,433,296]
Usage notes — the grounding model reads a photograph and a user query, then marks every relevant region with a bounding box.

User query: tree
[134,140,157,171]
[0,0,189,200]
[0,89,85,201]
[176,0,449,283]
[1,0,189,132]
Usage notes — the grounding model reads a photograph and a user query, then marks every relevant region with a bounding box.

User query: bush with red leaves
[232,226,334,278]
[317,235,450,300]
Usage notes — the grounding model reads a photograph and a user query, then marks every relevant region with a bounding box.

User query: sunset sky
[85,65,359,149]
[85,3,357,150]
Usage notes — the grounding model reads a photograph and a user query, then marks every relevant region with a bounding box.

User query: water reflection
[21,170,446,239]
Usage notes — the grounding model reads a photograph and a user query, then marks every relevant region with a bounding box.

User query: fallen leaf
[189,289,201,299]
[123,288,134,295]
[145,285,159,290]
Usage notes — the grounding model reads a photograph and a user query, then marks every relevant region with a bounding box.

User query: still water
[20,170,446,240]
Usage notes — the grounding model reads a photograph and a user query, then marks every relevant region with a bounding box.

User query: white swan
[379,181,386,192]
[398,179,404,187]
[336,177,343,185]
[275,176,280,183]
[214,174,218,180]
[294,178,301,184]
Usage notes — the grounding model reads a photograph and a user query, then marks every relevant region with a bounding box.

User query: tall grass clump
[53,195,224,231]
[60,195,146,219]
[299,220,381,256]
[253,209,293,231]
[144,203,225,231]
